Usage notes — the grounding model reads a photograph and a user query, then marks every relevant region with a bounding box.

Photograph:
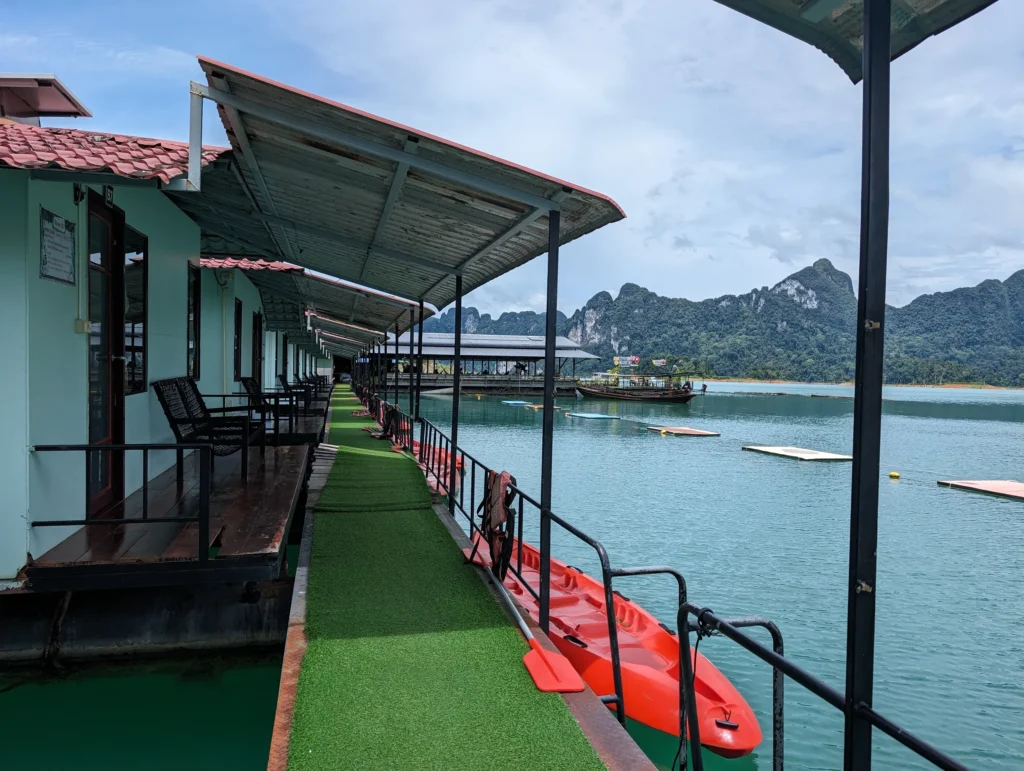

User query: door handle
[110,355,126,362]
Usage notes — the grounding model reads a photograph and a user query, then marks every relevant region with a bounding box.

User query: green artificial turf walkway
[286,387,606,771]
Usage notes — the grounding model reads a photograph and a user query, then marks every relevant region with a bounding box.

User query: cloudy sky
[5,0,1023,315]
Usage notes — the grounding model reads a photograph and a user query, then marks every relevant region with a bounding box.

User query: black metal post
[845,1,890,767]
[408,310,414,414]
[539,208,560,633]
[449,276,463,515]
[198,447,210,563]
[415,300,424,420]
[392,323,399,405]
[383,333,390,402]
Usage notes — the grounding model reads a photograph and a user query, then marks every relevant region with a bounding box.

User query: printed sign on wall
[40,207,77,285]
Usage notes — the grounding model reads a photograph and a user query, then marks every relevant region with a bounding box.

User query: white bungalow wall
[0,175,279,578]
[0,170,30,582]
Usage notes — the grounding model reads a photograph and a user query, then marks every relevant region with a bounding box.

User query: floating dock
[647,426,720,437]
[937,480,1024,501]
[567,412,620,420]
[742,445,852,462]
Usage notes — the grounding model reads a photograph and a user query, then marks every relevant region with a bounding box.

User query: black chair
[278,375,326,415]
[240,377,300,434]
[153,377,265,479]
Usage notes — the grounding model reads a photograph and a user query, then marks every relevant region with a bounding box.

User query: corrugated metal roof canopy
[384,332,598,360]
[175,56,623,318]
[199,258,423,357]
[406,346,598,361]
[713,0,998,83]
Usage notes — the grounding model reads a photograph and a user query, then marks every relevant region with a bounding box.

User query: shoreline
[701,378,1016,390]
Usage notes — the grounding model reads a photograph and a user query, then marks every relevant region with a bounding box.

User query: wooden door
[86,192,126,515]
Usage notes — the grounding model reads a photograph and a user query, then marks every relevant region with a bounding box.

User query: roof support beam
[361,138,418,281]
[423,190,567,301]
[187,194,461,277]
[193,83,560,213]
[307,312,384,338]
[207,75,300,263]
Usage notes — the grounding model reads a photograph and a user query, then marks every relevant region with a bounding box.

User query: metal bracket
[855,580,873,594]
[863,319,880,331]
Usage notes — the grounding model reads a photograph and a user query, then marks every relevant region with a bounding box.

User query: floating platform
[567,412,620,420]
[937,480,1024,501]
[647,426,720,437]
[742,445,852,462]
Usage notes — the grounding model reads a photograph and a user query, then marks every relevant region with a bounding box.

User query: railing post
[142,449,149,520]
[392,322,398,406]
[449,275,463,515]
[845,1,890,768]
[198,446,211,563]
[539,207,560,632]
[415,300,424,420]
[407,308,415,415]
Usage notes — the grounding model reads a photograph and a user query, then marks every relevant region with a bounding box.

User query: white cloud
[13,1,1024,314]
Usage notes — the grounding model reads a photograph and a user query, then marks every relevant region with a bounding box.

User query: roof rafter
[361,137,418,281]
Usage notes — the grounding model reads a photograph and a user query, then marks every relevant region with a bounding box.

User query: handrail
[31,443,214,563]
[354,380,968,771]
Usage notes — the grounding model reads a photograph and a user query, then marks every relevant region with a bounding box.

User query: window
[187,264,201,379]
[282,334,289,381]
[123,227,147,395]
[233,298,243,381]
[251,311,263,388]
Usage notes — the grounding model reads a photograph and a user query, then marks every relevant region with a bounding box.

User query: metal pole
[845,1,890,768]
[449,276,463,515]
[539,208,560,633]
[392,324,398,405]
[415,299,424,420]
[408,310,414,414]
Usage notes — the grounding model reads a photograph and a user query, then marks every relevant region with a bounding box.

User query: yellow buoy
[889,471,900,479]
[660,430,668,436]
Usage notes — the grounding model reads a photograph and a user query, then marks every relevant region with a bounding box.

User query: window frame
[187,264,202,380]
[233,298,243,382]
[123,226,148,395]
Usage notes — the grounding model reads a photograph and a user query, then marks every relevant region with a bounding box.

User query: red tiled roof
[0,122,227,185]
[199,257,301,272]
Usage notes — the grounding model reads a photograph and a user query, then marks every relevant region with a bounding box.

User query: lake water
[417,384,1024,770]
[0,653,281,771]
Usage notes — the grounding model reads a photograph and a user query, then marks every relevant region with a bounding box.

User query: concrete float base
[0,579,292,663]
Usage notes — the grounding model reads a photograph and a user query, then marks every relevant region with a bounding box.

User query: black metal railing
[31,443,214,563]
[356,386,966,771]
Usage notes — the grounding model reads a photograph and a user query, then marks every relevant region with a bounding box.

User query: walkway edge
[267,404,338,771]
[432,501,657,771]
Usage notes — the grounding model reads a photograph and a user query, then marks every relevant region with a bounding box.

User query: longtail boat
[575,374,702,403]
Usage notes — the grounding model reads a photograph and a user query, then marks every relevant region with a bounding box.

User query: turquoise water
[418,385,1024,770]
[0,654,281,770]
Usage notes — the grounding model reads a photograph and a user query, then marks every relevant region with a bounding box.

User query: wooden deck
[742,445,852,461]
[937,479,1024,501]
[28,445,310,591]
[648,426,720,436]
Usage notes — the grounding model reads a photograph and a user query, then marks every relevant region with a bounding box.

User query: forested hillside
[429,260,1024,386]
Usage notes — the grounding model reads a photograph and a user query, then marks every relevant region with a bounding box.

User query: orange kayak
[470,537,762,758]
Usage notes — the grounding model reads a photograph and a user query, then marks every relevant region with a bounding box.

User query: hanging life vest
[482,470,517,580]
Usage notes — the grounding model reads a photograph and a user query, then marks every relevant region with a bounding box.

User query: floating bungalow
[374,331,598,395]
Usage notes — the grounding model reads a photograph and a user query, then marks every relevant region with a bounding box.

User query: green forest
[425,259,1024,386]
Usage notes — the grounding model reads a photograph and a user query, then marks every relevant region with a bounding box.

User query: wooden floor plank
[31,445,307,572]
